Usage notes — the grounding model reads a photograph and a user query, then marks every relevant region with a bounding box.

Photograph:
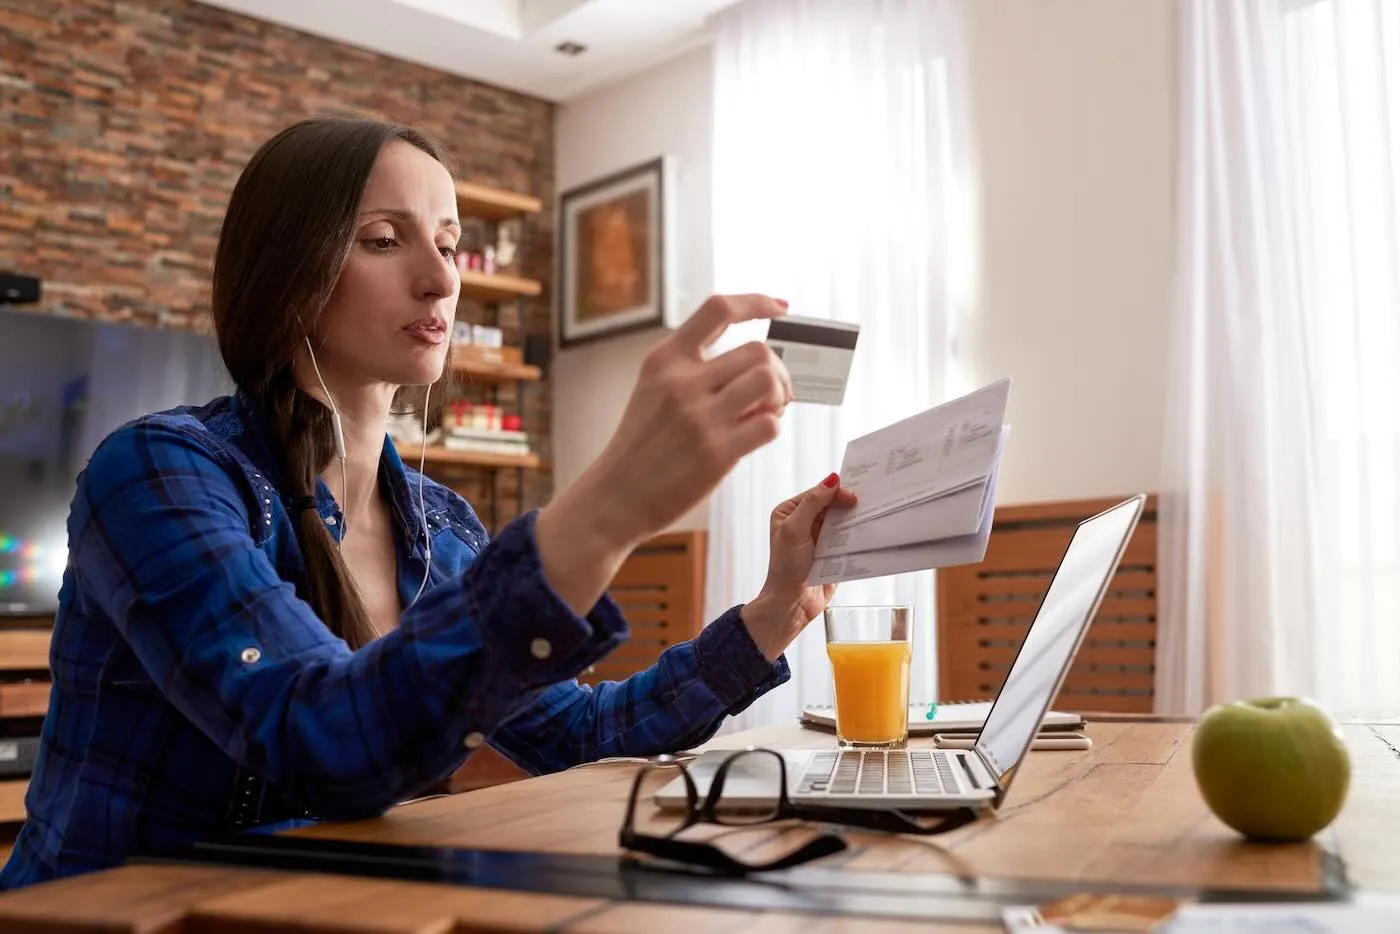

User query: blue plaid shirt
[0,393,788,889]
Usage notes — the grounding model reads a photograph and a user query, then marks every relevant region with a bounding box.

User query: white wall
[551,43,714,529]
[551,0,1178,519]
[963,0,1177,505]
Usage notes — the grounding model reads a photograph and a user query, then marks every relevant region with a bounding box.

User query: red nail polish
[822,473,839,488]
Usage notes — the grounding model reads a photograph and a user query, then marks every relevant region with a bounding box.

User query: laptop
[654,494,1146,814]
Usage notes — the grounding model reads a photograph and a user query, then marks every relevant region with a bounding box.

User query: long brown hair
[211,114,451,649]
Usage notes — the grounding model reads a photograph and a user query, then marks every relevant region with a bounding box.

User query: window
[1282,0,1400,711]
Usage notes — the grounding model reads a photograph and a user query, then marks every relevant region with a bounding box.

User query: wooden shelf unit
[454,181,542,221]
[452,357,541,384]
[1,622,52,853]
[458,270,542,304]
[443,179,545,533]
[0,779,25,825]
[0,681,48,718]
[395,444,540,471]
[0,629,50,671]
[452,179,543,305]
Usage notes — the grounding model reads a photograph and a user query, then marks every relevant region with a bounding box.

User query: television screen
[0,306,233,615]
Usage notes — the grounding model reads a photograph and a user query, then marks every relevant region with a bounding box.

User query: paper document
[829,377,1010,528]
[806,378,1012,586]
[816,428,1007,557]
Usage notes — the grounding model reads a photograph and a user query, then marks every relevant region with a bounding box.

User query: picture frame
[557,155,676,349]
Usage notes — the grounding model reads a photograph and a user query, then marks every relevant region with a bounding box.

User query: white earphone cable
[304,335,348,549]
[409,381,433,607]
[303,335,435,615]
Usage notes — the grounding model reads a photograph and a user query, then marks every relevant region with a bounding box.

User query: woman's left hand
[740,473,858,660]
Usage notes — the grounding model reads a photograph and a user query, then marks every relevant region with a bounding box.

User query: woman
[0,115,855,889]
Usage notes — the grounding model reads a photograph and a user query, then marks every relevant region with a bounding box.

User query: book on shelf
[441,428,531,457]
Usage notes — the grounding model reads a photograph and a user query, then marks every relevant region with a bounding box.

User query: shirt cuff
[461,509,629,685]
[692,604,791,708]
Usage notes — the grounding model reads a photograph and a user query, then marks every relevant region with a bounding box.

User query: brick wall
[0,0,555,513]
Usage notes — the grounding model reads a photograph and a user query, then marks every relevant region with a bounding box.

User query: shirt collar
[379,436,429,553]
[230,390,428,553]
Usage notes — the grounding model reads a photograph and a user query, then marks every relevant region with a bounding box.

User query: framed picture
[557,155,675,349]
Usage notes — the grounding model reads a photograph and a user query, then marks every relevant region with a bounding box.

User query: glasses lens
[633,761,696,839]
[708,749,786,827]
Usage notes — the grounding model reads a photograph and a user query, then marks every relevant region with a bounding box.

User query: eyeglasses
[619,748,982,876]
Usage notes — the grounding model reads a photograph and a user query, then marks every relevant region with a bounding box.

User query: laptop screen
[974,496,1144,780]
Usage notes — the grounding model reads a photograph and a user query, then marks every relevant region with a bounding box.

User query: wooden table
[1,717,1397,932]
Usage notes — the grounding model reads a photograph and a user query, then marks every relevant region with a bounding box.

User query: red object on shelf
[502,413,523,432]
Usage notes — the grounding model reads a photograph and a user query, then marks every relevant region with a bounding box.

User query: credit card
[765,314,860,405]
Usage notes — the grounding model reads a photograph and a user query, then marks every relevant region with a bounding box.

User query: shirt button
[324,516,337,527]
[463,732,484,749]
[240,647,262,664]
[530,638,552,660]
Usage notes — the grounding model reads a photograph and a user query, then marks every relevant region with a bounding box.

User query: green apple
[1191,696,1351,842]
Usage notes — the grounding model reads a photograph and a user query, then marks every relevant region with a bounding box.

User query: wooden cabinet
[935,495,1160,714]
[579,531,708,688]
[0,620,52,858]
[446,530,709,793]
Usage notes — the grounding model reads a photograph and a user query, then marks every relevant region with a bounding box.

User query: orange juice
[827,640,912,745]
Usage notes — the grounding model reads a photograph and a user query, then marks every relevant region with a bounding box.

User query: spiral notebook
[799,699,1086,736]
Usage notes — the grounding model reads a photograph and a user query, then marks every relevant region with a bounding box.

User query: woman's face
[315,140,461,391]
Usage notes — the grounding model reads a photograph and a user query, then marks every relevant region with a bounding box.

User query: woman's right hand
[587,293,793,545]
[534,295,793,614]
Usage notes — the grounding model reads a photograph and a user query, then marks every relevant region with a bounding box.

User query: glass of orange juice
[824,605,912,749]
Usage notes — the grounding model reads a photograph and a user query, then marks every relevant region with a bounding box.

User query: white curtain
[706,0,976,731]
[1159,0,1400,718]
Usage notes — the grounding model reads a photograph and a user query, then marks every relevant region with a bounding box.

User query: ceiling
[197,0,743,102]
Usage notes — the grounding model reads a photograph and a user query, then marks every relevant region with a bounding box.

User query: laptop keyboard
[796,750,960,797]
